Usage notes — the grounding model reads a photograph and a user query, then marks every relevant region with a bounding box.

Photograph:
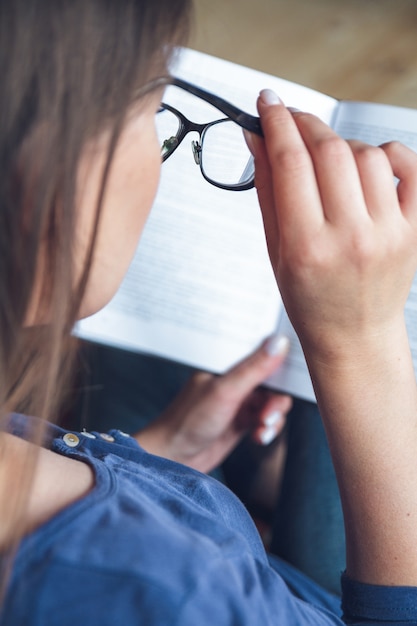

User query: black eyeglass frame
[154,76,264,191]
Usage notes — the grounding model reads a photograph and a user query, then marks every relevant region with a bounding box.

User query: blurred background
[191,0,417,107]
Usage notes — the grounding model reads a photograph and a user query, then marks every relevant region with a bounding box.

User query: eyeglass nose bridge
[180,122,207,171]
[171,111,218,169]
[183,119,229,173]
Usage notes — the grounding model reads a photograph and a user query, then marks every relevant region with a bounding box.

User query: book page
[77,49,338,401]
[333,101,417,153]
[333,101,417,379]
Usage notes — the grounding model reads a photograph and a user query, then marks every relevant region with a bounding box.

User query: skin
[75,92,164,318]
[253,91,417,585]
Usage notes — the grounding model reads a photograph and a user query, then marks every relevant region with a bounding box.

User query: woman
[1,0,417,623]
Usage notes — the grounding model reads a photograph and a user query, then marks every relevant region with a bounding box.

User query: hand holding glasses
[156,78,263,191]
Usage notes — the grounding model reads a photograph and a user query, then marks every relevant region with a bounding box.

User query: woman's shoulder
[2,418,285,625]
[6,414,267,578]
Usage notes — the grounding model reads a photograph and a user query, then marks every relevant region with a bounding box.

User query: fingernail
[259,89,282,106]
[264,410,283,427]
[259,425,278,445]
[287,106,302,114]
[264,334,290,357]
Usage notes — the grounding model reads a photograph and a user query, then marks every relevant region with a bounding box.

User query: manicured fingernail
[264,334,290,357]
[264,410,283,427]
[259,89,282,106]
[288,106,302,114]
[259,425,278,445]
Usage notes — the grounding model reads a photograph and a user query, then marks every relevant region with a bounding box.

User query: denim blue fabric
[69,344,345,591]
[271,398,346,595]
[341,574,417,624]
[2,414,417,625]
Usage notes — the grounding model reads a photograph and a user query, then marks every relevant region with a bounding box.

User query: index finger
[257,91,324,240]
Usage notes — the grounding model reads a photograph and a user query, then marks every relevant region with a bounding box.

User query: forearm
[306,319,417,585]
[253,92,417,588]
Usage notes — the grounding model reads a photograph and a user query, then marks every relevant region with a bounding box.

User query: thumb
[219,334,290,403]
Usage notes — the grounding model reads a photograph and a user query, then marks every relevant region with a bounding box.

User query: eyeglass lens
[201,120,254,188]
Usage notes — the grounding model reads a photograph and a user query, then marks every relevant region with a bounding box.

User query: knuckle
[354,143,387,168]
[272,145,309,174]
[382,140,417,165]
[344,226,386,273]
[349,229,375,261]
[282,231,323,267]
[381,139,406,155]
[313,134,350,162]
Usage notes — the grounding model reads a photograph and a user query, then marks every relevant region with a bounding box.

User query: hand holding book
[135,334,292,473]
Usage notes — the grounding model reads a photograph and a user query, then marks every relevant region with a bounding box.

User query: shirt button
[118,431,130,438]
[63,433,80,448]
[82,430,96,439]
[99,433,115,443]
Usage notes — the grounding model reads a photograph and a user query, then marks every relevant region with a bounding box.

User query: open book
[76,48,417,403]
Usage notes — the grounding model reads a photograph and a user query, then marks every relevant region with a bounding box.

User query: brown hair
[0,0,192,421]
[0,0,192,579]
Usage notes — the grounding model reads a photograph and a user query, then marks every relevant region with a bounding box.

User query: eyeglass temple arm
[166,77,264,137]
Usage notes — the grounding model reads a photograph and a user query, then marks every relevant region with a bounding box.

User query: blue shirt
[2,414,417,625]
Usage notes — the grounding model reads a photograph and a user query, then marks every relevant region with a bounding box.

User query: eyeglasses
[156,77,263,191]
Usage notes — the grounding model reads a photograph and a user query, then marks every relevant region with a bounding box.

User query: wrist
[300,315,408,371]
[134,421,172,459]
